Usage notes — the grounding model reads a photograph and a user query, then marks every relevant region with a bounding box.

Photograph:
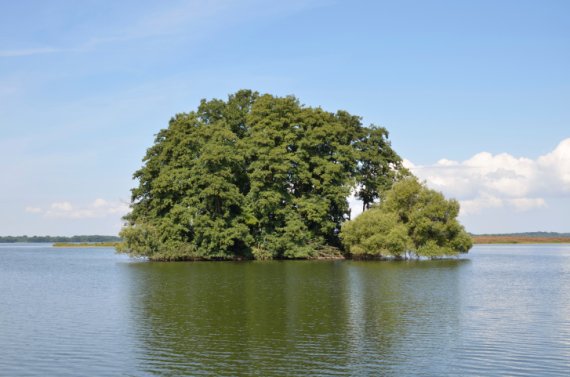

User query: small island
[118,90,472,261]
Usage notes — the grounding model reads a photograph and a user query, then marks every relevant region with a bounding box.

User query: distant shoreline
[51,239,570,247]
[472,236,570,244]
[52,242,120,248]
[2,235,570,247]
[0,235,120,243]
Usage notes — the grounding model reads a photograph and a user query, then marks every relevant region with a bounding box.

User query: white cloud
[538,138,570,186]
[508,197,547,212]
[92,198,108,208]
[27,199,129,220]
[347,193,364,219]
[51,201,73,211]
[459,193,504,215]
[24,206,42,214]
[408,138,570,216]
[1,1,327,60]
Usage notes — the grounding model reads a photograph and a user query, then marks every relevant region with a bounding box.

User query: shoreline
[52,242,120,248]
[41,240,570,248]
[472,236,570,244]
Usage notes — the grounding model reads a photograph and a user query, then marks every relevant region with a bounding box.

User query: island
[118,90,471,261]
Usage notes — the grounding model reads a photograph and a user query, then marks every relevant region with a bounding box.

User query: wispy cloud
[1,0,328,59]
[0,47,63,57]
[24,206,42,214]
[124,0,328,39]
[25,199,129,220]
[50,202,73,212]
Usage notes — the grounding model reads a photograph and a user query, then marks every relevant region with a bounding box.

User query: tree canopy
[118,90,405,260]
[340,178,473,259]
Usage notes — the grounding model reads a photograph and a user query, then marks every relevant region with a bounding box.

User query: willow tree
[340,178,473,259]
[118,90,404,260]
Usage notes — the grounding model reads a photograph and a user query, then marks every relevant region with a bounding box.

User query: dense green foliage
[341,178,472,259]
[119,90,404,260]
[0,235,121,243]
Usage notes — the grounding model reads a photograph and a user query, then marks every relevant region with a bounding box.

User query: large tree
[118,90,404,260]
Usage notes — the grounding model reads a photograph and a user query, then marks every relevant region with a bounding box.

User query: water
[1,244,570,376]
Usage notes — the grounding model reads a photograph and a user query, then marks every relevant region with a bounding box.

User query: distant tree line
[472,232,570,238]
[0,235,121,243]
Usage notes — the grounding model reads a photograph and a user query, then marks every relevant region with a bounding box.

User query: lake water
[1,244,569,376]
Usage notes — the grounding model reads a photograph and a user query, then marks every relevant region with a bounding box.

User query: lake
[1,244,569,376]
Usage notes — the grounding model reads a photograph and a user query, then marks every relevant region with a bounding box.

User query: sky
[0,0,568,236]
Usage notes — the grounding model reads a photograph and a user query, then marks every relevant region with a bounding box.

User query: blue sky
[1,0,569,236]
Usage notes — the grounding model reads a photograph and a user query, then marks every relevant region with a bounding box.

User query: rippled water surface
[1,244,570,376]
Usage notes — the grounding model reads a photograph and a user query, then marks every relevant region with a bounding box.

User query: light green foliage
[340,210,408,258]
[120,90,403,260]
[341,178,472,259]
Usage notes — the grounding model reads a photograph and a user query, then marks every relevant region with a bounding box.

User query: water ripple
[2,245,570,375]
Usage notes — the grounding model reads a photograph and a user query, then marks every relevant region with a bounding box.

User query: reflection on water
[1,245,570,376]
[126,259,468,376]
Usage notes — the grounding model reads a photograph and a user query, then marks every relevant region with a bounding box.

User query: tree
[119,90,404,260]
[340,178,472,259]
[354,127,408,212]
[340,210,408,258]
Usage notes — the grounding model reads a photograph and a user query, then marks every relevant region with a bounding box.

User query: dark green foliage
[341,178,473,259]
[120,90,404,260]
[354,127,409,212]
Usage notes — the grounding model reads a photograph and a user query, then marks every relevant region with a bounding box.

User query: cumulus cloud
[407,138,570,216]
[26,199,129,220]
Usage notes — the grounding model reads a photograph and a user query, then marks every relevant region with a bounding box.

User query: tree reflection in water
[124,259,467,376]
